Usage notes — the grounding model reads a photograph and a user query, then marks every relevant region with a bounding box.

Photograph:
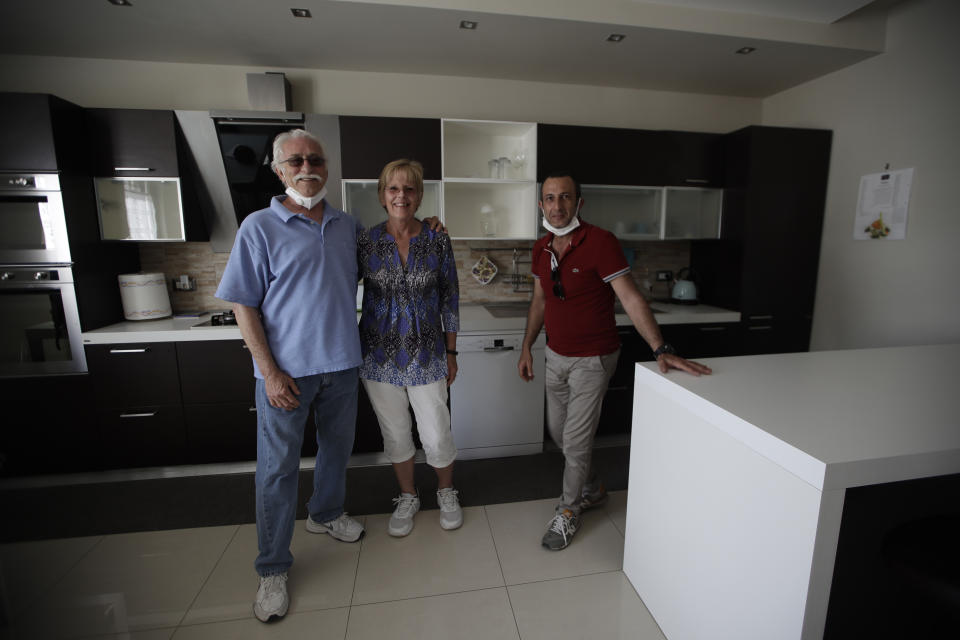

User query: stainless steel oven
[0,266,87,376]
[0,173,72,265]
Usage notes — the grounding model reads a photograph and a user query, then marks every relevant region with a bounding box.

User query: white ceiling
[0,0,892,98]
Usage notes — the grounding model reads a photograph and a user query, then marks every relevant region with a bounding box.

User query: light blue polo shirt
[216,196,363,379]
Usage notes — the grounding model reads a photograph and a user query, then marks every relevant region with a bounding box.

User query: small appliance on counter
[671,267,699,305]
[191,311,238,328]
[118,272,172,320]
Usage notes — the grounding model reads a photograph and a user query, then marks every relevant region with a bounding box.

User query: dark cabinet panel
[340,116,441,179]
[177,340,254,404]
[0,93,89,173]
[661,131,723,187]
[185,402,258,464]
[0,374,99,476]
[99,405,186,469]
[693,125,831,355]
[87,109,180,177]
[538,123,663,186]
[85,343,181,407]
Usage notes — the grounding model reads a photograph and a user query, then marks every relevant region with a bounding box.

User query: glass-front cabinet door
[343,180,441,231]
[94,177,185,241]
[663,187,722,239]
[580,185,663,240]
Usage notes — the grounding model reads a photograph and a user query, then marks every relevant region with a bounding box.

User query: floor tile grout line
[504,568,626,590]
[350,583,513,609]
[174,523,242,629]
[481,504,522,639]
[342,514,367,640]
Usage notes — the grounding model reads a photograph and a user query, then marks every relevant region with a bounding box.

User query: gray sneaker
[579,482,609,512]
[306,513,364,542]
[436,487,463,530]
[253,572,288,622]
[541,509,580,550]
[388,492,420,537]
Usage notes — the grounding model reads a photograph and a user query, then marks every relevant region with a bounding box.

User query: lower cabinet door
[99,405,186,469]
[185,402,258,464]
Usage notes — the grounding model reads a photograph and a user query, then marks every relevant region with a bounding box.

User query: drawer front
[185,402,258,464]
[98,404,185,468]
[85,343,181,408]
[177,340,255,404]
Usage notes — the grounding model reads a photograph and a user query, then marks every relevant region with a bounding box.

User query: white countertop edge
[635,363,828,491]
[823,448,960,491]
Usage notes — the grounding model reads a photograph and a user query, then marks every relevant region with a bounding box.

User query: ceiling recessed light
[107,0,132,5]
[736,46,757,55]
[607,34,626,43]
[291,8,312,18]
[459,20,478,30]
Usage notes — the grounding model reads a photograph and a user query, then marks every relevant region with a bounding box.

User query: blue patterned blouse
[358,222,460,386]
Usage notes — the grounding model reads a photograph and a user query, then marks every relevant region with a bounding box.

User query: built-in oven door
[0,266,87,376]
[0,173,72,265]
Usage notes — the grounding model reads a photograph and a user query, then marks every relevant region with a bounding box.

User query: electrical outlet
[655,270,673,282]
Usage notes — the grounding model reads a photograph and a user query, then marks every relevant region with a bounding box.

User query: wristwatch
[652,343,677,358]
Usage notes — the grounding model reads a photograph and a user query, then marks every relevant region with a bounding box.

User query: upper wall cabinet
[537,123,663,186]
[661,131,723,187]
[0,93,88,173]
[87,109,207,242]
[339,116,441,180]
[442,119,538,240]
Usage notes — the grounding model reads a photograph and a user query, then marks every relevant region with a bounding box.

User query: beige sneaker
[253,572,288,622]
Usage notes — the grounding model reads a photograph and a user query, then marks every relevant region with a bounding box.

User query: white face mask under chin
[540,201,582,236]
[285,185,327,210]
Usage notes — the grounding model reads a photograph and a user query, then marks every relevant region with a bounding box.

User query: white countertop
[82,301,739,344]
[635,344,960,491]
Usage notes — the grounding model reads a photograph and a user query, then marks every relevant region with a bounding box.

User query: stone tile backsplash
[139,239,691,314]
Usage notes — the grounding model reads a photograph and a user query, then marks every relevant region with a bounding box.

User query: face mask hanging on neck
[540,200,582,236]
[285,185,327,210]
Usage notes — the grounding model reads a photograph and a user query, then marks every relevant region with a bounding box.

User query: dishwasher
[449,331,546,460]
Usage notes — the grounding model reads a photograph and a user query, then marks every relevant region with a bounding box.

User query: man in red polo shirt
[518,171,712,550]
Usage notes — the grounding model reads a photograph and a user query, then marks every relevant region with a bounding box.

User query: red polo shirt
[532,221,631,357]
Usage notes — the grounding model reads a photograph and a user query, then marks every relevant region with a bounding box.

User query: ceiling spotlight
[607,34,626,43]
[459,20,478,30]
[107,0,132,5]
[736,46,757,54]
[291,8,312,18]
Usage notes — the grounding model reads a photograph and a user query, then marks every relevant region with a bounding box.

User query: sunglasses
[551,265,565,300]
[279,154,325,168]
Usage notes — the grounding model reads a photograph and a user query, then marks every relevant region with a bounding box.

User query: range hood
[175,110,343,253]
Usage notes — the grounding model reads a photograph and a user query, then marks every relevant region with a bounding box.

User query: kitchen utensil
[671,267,698,304]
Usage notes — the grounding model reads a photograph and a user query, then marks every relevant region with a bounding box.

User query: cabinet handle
[698,327,727,332]
[248,407,257,412]
[482,346,515,352]
[684,178,710,184]
[114,167,153,172]
[120,411,157,418]
[749,325,773,331]
[109,348,151,354]
[748,315,774,321]
[241,344,249,350]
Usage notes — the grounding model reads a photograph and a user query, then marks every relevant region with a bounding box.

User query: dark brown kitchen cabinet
[85,342,186,468]
[0,374,99,477]
[537,123,664,186]
[661,131,723,187]
[339,116,441,179]
[0,93,89,173]
[692,125,832,355]
[86,108,208,241]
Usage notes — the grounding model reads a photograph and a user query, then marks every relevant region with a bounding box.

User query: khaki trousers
[544,345,619,514]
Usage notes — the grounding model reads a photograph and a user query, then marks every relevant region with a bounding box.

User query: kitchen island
[623,344,960,640]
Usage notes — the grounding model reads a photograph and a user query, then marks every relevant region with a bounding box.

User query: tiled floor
[0,491,667,640]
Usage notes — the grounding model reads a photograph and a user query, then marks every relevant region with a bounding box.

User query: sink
[483,303,529,318]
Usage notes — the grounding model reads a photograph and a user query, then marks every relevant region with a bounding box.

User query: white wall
[762,0,960,350]
[0,55,758,132]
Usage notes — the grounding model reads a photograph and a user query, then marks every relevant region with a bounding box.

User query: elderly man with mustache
[216,129,368,622]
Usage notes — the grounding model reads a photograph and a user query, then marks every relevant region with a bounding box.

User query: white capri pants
[361,378,458,468]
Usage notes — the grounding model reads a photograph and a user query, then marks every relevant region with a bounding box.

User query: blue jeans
[254,367,358,576]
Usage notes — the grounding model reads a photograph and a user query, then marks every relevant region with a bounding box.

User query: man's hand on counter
[657,352,713,376]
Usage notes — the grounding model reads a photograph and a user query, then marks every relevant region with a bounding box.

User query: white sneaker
[253,572,289,622]
[388,492,420,537]
[306,513,364,542]
[437,487,463,530]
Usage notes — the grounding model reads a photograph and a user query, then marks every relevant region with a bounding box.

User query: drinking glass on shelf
[497,157,511,179]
